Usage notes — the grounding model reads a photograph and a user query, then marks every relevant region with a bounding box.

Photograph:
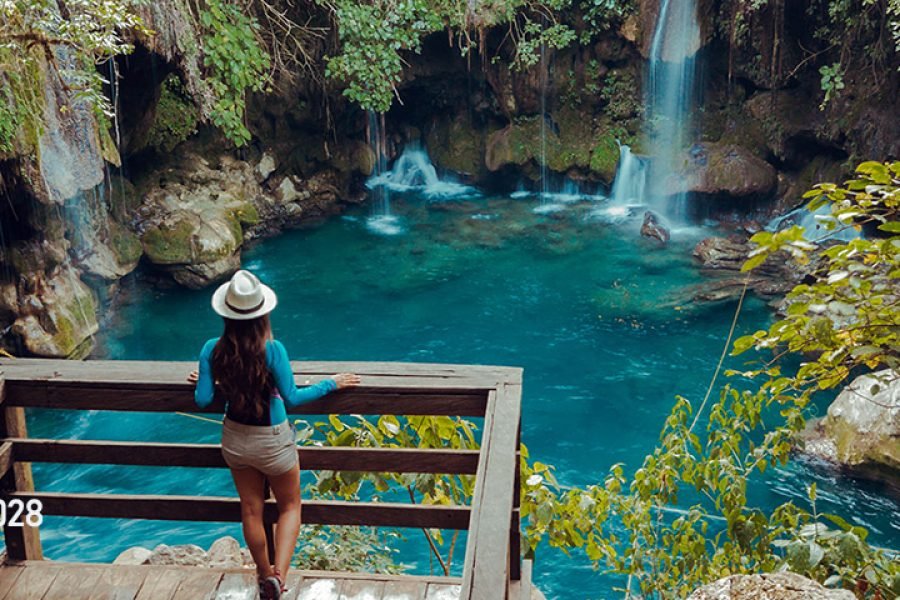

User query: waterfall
[611,145,648,207]
[539,38,549,203]
[608,0,700,224]
[645,0,701,220]
[367,143,478,200]
[364,111,403,235]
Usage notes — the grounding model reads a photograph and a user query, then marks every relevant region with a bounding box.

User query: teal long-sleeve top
[194,337,337,425]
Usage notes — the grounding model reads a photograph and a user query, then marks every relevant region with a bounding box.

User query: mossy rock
[108,220,142,269]
[230,202,260,227]
[141,216,196,265]
[589,134,620,182]
[485,107,621,183]
[426,114,487,180]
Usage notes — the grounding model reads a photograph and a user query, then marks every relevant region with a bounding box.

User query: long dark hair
[211,314,273,421]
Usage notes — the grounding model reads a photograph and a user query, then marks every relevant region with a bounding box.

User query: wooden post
[509,416,522,582]
[0,374,44,560]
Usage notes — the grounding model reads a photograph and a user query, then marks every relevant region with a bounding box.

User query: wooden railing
[0,358,526,599]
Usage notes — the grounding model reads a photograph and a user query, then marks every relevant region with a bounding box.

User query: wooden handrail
[6,491,474,529]
[6,438,481,473]
[0,359,525,600]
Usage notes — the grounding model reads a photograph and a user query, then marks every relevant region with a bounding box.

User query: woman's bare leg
[230,467,274,578]
[267,463,302,578]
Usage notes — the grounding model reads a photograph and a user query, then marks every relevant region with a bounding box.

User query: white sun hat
[211,270,278,320]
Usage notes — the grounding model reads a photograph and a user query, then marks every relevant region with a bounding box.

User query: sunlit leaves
[200,0,270,146]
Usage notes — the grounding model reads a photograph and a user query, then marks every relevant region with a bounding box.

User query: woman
[188,269,359,599]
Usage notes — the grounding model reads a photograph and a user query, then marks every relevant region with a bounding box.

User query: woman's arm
[194,338,218,407]
[269,340,343,406]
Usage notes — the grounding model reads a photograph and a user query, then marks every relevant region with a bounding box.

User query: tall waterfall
[365,111,403,235]
[646,0,701,219]
[610,0,701,222]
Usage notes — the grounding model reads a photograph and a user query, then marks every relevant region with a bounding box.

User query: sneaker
[259,575,282,600]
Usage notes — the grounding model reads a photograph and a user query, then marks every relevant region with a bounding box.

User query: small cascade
[594,144,649,222]
[366,143,479,209]
[611,145,648,207]
[364,111,402,235]
[766,205,860,242]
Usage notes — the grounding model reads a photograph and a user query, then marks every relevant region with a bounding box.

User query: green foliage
[599,68,640,120]
[146,75,199,151]
[294,525,406,574]
[0,0,147,153]
[319,0,584,112]
[199,0,270,146]
[296,413,478,574]
[818,63,845,109]
[576,0,636,44]
[317,0,443,113]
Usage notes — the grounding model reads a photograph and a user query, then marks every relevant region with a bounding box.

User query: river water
[18,188,899,598]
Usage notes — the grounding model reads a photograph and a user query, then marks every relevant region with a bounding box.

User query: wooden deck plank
[0,566,25,600]
[41,565,104,600]
[169,569,222,600]
[1,563,62,600]
[280,572,305,600]
[381,580,427,600]
[424,584,460,600]
[8,439,480,475]
[132,567,189,600]
[294,577,342,600]
[214,571,258,600]
[339,578,385,600]
[88,566,150,600]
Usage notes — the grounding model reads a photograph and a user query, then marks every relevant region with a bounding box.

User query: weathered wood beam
[8,438,481,474]
[7,491,472,530]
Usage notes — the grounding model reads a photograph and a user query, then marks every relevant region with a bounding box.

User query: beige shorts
[221,417,299,476]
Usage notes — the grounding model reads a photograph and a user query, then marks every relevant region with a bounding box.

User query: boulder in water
[678,142,777,200]
[688,572,855,599]
[640,211,670,243]
[801,370,899,480]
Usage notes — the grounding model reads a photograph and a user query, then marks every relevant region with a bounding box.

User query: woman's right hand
[333,373,360,389]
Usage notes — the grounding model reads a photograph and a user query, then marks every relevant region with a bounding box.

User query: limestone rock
[147,543,208,567]
[11,268,98,358]
[113,547,152,565]
[256,151,277,181]
[690,236,810,301]
[679,143,777,200]
[821,370,899,472]
[208,536,243,569]
[274,176,303,204]
[688,572,855,600]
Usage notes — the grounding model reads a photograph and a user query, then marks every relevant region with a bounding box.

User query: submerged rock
[640,211,670,243]
[688,572,855,599]
[801,370,899,480]
[690,235,810,301]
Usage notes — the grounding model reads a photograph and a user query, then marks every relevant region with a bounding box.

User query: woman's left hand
[187,370,199,385]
